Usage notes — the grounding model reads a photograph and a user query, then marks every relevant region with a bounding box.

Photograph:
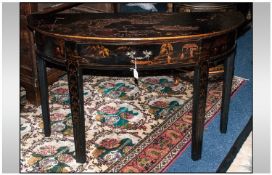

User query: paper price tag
[133,69,139,79]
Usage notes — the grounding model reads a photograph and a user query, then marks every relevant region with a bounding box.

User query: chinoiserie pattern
[192,60,209,160]
[66,42,86,163]
[27,12,244,163]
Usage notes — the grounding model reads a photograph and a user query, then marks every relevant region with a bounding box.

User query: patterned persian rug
[20,75,245,173]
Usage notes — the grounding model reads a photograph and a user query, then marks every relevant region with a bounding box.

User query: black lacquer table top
[28,12,244,42]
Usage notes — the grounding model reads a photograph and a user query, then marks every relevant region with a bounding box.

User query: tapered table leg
[191,61,209,160]
[37,55,51,137]
[66,56,86,163]
[220,51,235,133]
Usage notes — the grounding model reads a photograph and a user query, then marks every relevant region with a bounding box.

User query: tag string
[134,58,137,69]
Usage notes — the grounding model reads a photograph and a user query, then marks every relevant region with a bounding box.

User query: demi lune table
[27,12,244,163]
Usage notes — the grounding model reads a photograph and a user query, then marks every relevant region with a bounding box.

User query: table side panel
[35,31,236,70]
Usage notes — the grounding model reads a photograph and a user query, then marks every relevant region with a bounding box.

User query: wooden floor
[227,132,252,172]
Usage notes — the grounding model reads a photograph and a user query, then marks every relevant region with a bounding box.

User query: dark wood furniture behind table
[20,3,65,105]
[28,12,244,164]
[20,3,116,105]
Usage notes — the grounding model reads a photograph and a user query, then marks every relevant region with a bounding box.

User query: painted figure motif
[179,43,198,59]
[54,39,65,58]
[81,45,110,58]
[75,40,226,66]
[78,42,201,65]
[155,43,174,64]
